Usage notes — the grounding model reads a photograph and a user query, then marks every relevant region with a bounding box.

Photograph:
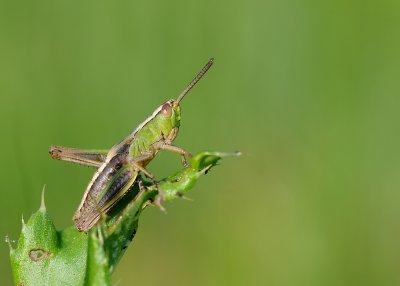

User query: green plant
[9,151,237,286]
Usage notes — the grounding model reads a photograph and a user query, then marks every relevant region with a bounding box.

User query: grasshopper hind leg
[49,145,108,168]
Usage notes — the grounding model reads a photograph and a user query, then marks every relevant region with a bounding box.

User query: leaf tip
[217,151,242,157]
[40,184,46,212]
[21,214,26,226]
[5,235,14,252]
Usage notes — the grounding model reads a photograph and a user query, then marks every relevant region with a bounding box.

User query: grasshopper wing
[73,154,139,232]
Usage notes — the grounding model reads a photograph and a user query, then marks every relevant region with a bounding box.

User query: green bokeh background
[1,0,400,285]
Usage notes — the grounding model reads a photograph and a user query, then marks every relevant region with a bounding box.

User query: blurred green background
[1,0,400,285]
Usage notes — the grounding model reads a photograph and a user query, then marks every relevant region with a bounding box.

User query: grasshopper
[50,58,214,232]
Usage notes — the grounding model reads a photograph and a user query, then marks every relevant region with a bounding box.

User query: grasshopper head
[156,100,181,139]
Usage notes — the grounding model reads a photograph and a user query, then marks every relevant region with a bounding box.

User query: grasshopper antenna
[176,58,214,103]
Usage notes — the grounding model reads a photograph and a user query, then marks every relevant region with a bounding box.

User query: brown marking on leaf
[29,248,51,262]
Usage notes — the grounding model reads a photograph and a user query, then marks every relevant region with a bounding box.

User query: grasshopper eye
[161,103,172,117]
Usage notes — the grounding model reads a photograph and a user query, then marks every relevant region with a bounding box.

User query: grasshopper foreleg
[152,142,192,167]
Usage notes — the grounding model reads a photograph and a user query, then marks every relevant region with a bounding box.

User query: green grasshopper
[50,58,214,232]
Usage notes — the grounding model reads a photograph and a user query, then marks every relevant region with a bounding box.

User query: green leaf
[9,151,239,285]
[10,207,88,285]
